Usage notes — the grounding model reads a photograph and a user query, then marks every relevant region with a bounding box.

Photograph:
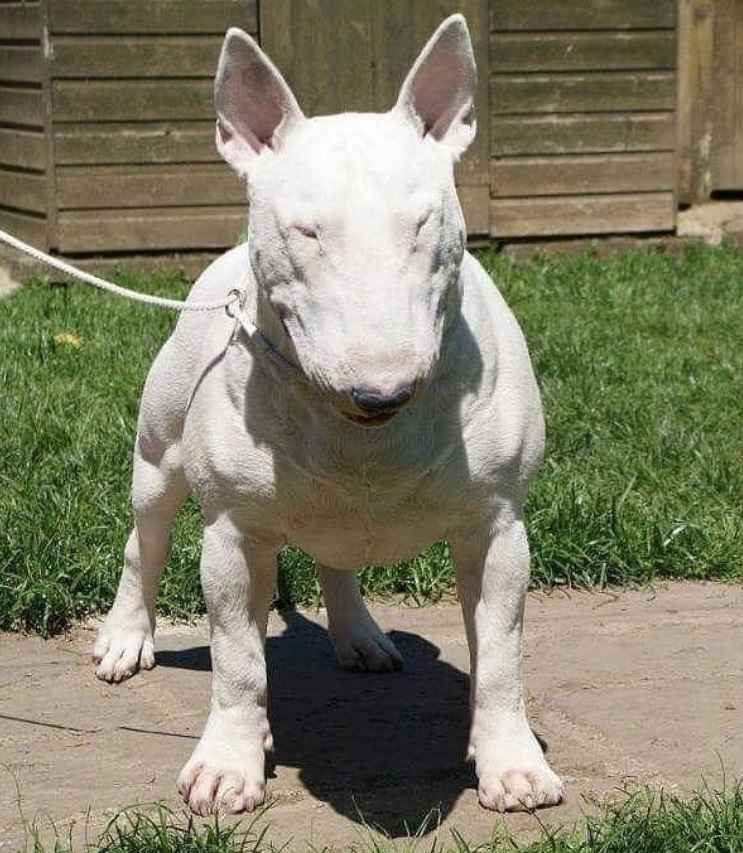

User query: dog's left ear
[394,14,477,161]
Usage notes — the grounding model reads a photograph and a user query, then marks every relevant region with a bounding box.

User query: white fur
[92,15,563,816]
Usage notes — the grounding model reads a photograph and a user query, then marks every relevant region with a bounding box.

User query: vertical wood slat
[40,0,56,250]
[711,0,743,190]
[677,0,715,205]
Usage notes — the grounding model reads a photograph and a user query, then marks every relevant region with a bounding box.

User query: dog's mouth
[343,411,399,428]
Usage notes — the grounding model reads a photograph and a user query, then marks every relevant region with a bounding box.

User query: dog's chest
[186,372,478,565]
[263,411,475,564]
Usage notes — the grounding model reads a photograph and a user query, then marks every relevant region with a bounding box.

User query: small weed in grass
[1,245,742,633]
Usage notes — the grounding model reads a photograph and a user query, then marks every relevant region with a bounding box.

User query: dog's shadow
[158,609,474,836]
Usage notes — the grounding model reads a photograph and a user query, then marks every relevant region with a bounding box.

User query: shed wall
[0,0,693,262]
[0,0,49,248]
[46,0,257,255]
[489,0,677,238]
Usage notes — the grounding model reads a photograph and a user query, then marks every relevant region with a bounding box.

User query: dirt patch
[1,581,741,851]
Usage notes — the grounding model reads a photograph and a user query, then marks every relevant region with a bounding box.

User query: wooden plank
[492,153,675,197]
[261,0,373,116]
[71,251,222,281]
[50,36,223,79]
[0,46,42,83]
[0,127,46,170]
[492,71,675,115]
[0,2,40,40]
[54,123,219,166]
[490,192,675,237]
[52,80,213,122]
[711,0,743,190]
[0,85,43,127]
[368,0,416,111]
[48,0,257,36]
[492,113,676,156]
[40,0,59,250]
[0,208,47,247]
[57,164,244,209]
[677,0,715,204]
[0,167,46,213]
[492,32,676,73]
[457,184,489,235]
[491,0,676,32]
[57,206,247,252]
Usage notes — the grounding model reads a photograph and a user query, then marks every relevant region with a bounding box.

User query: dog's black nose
[351,384,414,414]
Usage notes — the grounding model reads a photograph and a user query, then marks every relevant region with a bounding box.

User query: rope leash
[0,227,241,314]
[0,227,294,371]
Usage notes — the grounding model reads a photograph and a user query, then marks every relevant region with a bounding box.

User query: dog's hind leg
[93,437,188,683]
[318,565,402,672]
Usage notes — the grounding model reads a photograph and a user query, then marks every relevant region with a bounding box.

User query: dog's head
[215,16,476,427]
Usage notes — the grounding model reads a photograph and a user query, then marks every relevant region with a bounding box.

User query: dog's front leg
[452,517,563,812]
[177,517,276,815]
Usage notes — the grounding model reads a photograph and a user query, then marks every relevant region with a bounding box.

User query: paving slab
[1,581,742,851]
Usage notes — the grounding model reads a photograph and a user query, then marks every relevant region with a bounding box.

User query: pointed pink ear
[214,28,304,175]
[394,14,477,160]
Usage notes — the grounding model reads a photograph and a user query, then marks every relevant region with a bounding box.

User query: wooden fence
[1,0,742,265]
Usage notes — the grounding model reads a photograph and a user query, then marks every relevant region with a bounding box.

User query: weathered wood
[57,206,247,252]
[40,0,57,251]
[491,0,676,32]
[492,113,676,157]
[711,0,743,190]
[0,46,43,83]
[48,0,257,35]
[50,36,223,79]
[491,192,675,238]
[0,2,40,40]
[0,85,43,128]
[0,168,46,214]
[52,80,213,122]
[72,251,222,281]
[677,0,715,204]
[54,123,218,166]
[492,153,675,197]
[0,127,46,170]
[0,208,47,247]
[57,164,244,209]
[457,185,490,235]
[492,71,675,115]
[492,31,676,73]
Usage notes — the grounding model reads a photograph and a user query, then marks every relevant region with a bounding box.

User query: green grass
[14,782,743,852]
[1,244,742,634]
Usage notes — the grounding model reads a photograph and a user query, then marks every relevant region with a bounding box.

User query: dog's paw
[329,618,403,672]
[92,612,155,683]
[177,715,271,816]
[478,764,564,812]
[470,734,564,812]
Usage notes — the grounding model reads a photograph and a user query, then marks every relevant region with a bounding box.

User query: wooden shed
[1,0,742,267]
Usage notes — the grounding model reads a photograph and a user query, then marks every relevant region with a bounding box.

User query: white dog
[92,15,564,816]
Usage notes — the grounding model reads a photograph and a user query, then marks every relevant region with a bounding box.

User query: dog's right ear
[214,28,304,176]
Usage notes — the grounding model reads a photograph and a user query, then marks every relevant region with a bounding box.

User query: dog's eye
[292,224,318,241]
